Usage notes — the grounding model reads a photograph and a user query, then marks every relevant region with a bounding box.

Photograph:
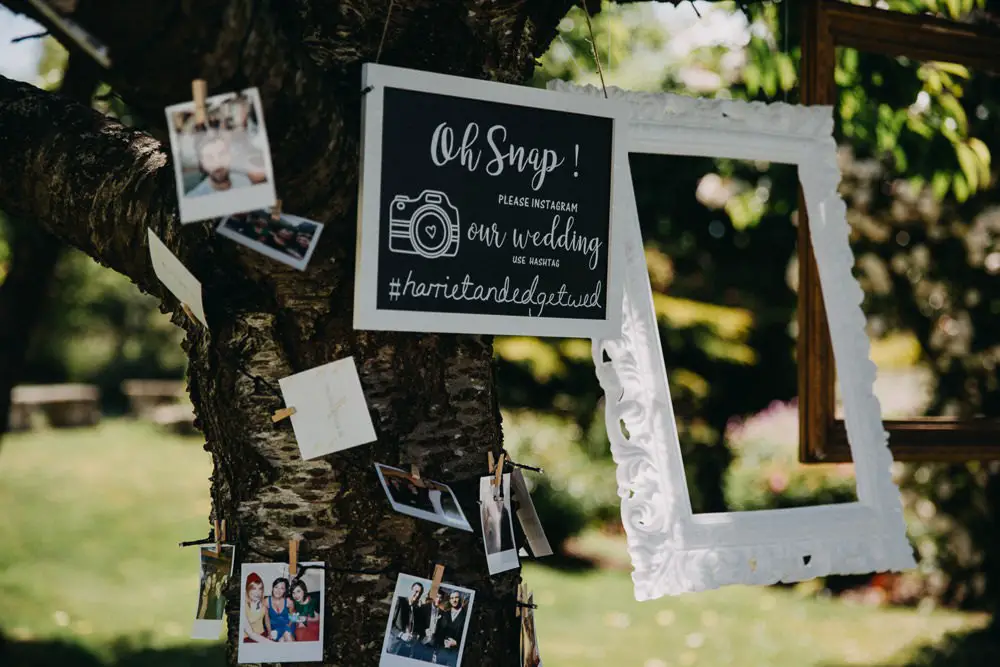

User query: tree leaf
[955,141,980,191]
[938,93,968,134]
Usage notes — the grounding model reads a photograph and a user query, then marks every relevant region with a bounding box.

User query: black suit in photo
[396,481,435,513]
[389,597,431,660]
[433,607,468,667]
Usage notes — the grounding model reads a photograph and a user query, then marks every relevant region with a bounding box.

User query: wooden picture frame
[799,0,1000,463]
[553,81,914,599]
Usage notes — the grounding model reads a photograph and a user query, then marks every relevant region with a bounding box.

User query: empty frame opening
[627,151,859,513]
[831,47,999,424]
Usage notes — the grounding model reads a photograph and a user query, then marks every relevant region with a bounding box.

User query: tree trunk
[0,2,584,664]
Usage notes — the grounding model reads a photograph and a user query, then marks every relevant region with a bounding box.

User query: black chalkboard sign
[355,64,628,338]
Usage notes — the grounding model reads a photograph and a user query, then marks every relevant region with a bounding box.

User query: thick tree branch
[0,54,102,438]
[0,75,173,292]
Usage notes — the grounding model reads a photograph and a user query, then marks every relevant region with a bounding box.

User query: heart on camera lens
[426,227,438,239]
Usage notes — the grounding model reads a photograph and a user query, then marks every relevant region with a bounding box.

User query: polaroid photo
[238,561,325,664]
[511,469,553,558]
[375,464,473,532]
[519,590,542,667]
[277,357,378,460]
[165,87,276,224]
[380,573,475,667]
[191,545,235,639]
[217,210,324,271]
[479,473,520,575]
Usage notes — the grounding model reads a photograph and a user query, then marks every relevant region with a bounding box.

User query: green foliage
[502,409,620,541]
[518,1,1000,606]
[724,401,858,512]
[22,248,185,411]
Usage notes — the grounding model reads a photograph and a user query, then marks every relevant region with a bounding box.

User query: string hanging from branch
[579,0,608,99]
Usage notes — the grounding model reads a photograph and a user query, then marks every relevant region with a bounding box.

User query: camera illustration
[388,190,461,260]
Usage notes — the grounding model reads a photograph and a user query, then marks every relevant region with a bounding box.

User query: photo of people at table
[217,209,324,271]
[238,562,324,664]
[375,463,472,532]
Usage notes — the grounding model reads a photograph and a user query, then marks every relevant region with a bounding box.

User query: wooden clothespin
[213,519,226,552]
[270,199,282,221]
[272,406,297,423]
[289,537,302,578]
[516,582,526,617]
[410,464,426,488]
[492,453,506,487]
[192,79,208,128]
[428,564,445,600]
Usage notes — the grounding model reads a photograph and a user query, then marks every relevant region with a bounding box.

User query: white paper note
[278,357,377,459]
[147,229,207,327]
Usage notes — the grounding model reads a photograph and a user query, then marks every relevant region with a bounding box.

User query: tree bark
[0,54,99,438]
[0,2,589,664]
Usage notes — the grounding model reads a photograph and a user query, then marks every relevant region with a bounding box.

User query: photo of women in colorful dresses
[237,562,324,664]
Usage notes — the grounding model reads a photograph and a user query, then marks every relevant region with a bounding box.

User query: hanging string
[375,0,395,64]
[579,1,608,99]
[361,0,395,97]
[11,31,49,43]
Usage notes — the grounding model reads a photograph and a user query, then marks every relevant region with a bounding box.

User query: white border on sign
[165,87,277,224]
[552,81,915,600]
[355,63,630,339]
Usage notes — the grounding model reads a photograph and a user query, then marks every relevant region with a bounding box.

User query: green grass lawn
[0,421,991,666]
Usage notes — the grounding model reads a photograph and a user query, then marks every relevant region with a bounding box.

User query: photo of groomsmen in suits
[381,574,475,667]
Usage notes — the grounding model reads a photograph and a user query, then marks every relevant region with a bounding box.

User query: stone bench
[121,379,187,419]
[9,384,102,430]
[150,402,198,436]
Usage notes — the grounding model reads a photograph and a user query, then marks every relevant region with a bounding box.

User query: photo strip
[238,562,324,664]
[165,87,276,224]
[376,464,472,532]
[217,210,324,271]
[479,473,520,575]
[380,573,475,667]
[191,545,235,639]
[511,469,553,558]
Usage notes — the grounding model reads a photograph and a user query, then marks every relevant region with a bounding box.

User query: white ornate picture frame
[552,82,916,600]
